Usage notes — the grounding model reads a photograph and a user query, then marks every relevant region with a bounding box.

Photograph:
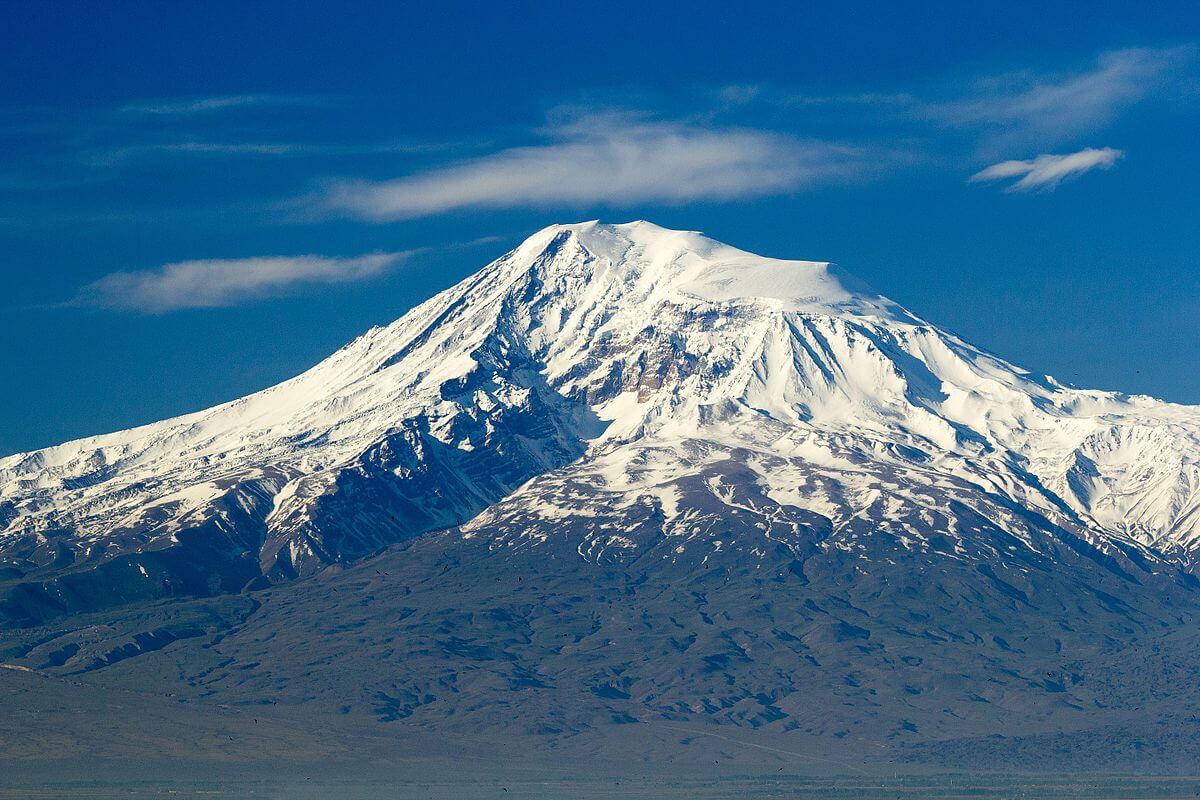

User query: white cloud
[927,47,1191,142]
[314,113,866,221]
[969,147,1123,191]
[75,252,409,312]
[119,94,322,115]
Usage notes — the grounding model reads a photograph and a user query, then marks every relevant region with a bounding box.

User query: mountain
[3,221,1199,623]
[3,221,1200,777]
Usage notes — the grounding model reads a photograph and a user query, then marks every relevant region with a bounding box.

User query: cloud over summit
[314,114,867,221]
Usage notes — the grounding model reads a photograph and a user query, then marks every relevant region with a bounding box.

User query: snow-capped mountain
[3,220,1200,623]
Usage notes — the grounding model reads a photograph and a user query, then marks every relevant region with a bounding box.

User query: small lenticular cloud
[969,147,1123,192]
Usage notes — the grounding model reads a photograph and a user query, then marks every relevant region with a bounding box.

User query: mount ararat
[3,221,1200,778]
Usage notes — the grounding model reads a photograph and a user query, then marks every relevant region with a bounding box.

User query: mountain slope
[2,221,1200,627]
[5,472,1200,774]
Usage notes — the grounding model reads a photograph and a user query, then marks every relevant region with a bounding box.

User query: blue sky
[2,1,1199,455]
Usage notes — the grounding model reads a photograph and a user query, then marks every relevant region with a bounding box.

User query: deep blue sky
[2,1,1199,455]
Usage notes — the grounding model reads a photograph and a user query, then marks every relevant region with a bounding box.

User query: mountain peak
[509,220,910,322]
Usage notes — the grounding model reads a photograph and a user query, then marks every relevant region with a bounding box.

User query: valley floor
[4,759,1200,800]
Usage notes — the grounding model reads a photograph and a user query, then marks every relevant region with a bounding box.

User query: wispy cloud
[312,112,868,221]
[712,46,1192,153]
[716,83,915,110]
[72,251,410,312]
[969,147,1123,191]
[85,139,461,168]
[118,94,323,116]
[925,47,1192,143]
